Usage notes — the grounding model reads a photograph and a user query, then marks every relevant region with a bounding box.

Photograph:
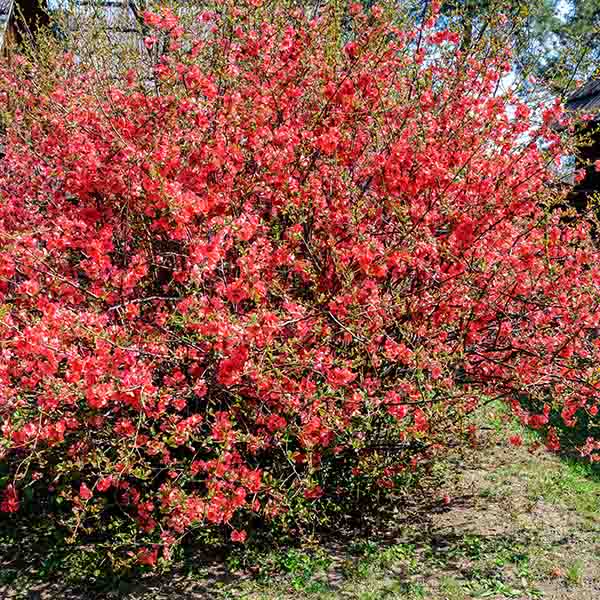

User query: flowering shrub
[0,1,599,565]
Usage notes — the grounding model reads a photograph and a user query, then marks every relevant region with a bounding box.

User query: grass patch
[438,576,467,600]
[565,559,584,587]
[2,402,598,599]
[526,459,600,514]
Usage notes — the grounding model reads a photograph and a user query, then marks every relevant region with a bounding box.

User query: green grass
[565,559,584,586]
[2,399,598,599]
[489,454,600,521]
[528,460,599,512]
[348,541,417,579]
[438,576,467,600]
[211,403,600,598]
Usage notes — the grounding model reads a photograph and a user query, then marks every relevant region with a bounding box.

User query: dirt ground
[2,421,599,600]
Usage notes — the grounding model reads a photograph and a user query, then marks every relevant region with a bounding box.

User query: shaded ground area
[1,410,599,599]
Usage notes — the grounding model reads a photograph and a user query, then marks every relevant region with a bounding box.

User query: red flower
[266,414,287,432]
[0,485,19,513]
[304,485,323,500]
[387,404,409,420]
[326,367,356,388]
[545,428,561,453]
[230,529,247,543]
[97,477,113,492]
[137,546,158,566]
[79,483,93,501]
[217,346,248,386]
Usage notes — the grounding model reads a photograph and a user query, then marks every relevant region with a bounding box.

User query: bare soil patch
[2,426,598,599]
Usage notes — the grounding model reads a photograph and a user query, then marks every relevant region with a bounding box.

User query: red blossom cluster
[0,2,598,564]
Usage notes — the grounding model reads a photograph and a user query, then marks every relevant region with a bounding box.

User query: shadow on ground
[2,423,599,599]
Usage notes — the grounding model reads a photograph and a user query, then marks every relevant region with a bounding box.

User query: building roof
[0,1,204,75]
[0,0,14,49]
[565,78,600,118]
[0,0,13,17]
[0,0,145,59]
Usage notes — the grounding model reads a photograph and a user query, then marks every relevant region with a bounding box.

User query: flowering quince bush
[0,0,599,566]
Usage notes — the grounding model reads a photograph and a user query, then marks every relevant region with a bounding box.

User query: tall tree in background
[437,0,600,98]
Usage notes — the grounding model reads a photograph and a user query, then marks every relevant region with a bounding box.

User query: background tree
[436,0,600,97]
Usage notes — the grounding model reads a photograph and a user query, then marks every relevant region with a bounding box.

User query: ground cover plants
[0,0,598,574]
[2,404,598,598]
